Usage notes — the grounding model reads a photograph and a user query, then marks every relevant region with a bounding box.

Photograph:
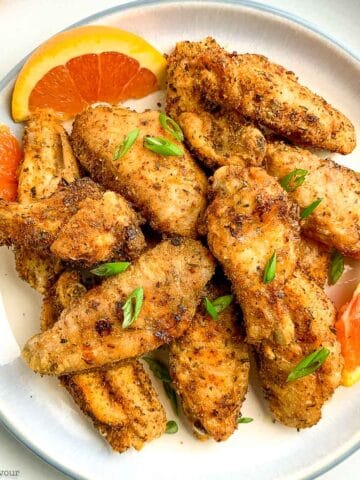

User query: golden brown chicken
[172,38,355,154]
[206,166,343,428]
[266,140,360,258]
[41,271,166,452]
[0,179,145,266]
[166,39,266,169]
[206,166,300,345]
[22,239,215,376]
[18,110,80,204]
[169,282,249,441]
[298,237,330,288]
[258,271,343,428]
[71,106,207,237]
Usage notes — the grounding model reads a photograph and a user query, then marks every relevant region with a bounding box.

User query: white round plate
[0,1,360,479]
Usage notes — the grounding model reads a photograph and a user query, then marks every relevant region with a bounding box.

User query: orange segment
[29,65,87,117]
[0,126,22,201]
[98,52,140,103]
[335,283,360,386]
[67,54,100,103]
[12,25,167,121]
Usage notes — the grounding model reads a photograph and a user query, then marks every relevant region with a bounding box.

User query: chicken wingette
[206,166,300,345]
[14,110,81,292]
[41,271,166,452]
[206,166,343,428]
[71,106,207,237]
[22,239,215,376]
[266,140,360,258]
[166,39,266,169]
[0,179,145,265]
[174,38,355,154]
[169,282,249,441]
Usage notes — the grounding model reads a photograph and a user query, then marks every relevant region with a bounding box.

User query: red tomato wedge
[0,126,22,201]
[335,283,360,386]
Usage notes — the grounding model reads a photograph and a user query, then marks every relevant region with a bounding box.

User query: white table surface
[0,0,359,478]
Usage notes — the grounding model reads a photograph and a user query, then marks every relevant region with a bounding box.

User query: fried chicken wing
[206,166,300,345]
[298,237,330,288]
[71,106,207,237]
[266,140,360,258]
[176,38,355,154]
[169,282,249,441]
[62,363,166,452]
[166,39,266,169]
[206,166,343,428]
[18,110,80,204]
[258,271,343,428]
[41,271,166,451]
[22,239,215,376]
[50,191,146,266]
[0,179,145,265]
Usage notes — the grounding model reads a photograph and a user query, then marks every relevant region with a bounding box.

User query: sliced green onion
[165,420,178,434]
[263,251,277,284]
[143,136,184,156]
[329,251,344,285]
[163,382,179,415]
[114,128,140,160]
[287,347,330,382]
[300,198,322,219]
[143,357,171,383]
[90,262,130,277]
[280,169,308,192]
[159,112,184,142]
[204,295,234,320]
[237,417,254,424]
[121,287,144,329]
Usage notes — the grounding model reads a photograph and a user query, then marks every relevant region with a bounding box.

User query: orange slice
[12,26,167,122]
[0,126,22,201]
[335,283,360,386]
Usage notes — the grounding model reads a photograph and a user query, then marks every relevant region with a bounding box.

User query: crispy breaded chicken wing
[0,179,145,265]
[18,110,80,204]
[166,39,266,169]
[266,140,360,258]
[177,38,355,154]
[22,239,215,376]
[298,237,330,288]
[258,271,342,428]
[169,282,249,441]
[71,106,207,237]
[206,166,300,345]
[41,272,166,451]
[206,166,343,428]
[50,191,146,266]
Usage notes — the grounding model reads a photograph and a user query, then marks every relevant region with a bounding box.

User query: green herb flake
[143,357,171,383]
[280,169,308,192]
[204,297,219,320]
[165,420,178,434]
[204,295,234,320]
[143,136,184,156]
[237,417,254,424]
[263,251,277,284]
[90,262,130,277]
[121,287,144,329]
[300,198,323,219]
[329,250,345,285]
[113,128,140,160]
[159,112,184,142]
[287,347,330,382]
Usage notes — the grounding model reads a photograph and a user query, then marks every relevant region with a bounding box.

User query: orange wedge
[12,25,167,122]
[335,283,360,386]
[0,126,22,201]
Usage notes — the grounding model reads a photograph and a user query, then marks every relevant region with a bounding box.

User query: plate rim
[0,1,359,479]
